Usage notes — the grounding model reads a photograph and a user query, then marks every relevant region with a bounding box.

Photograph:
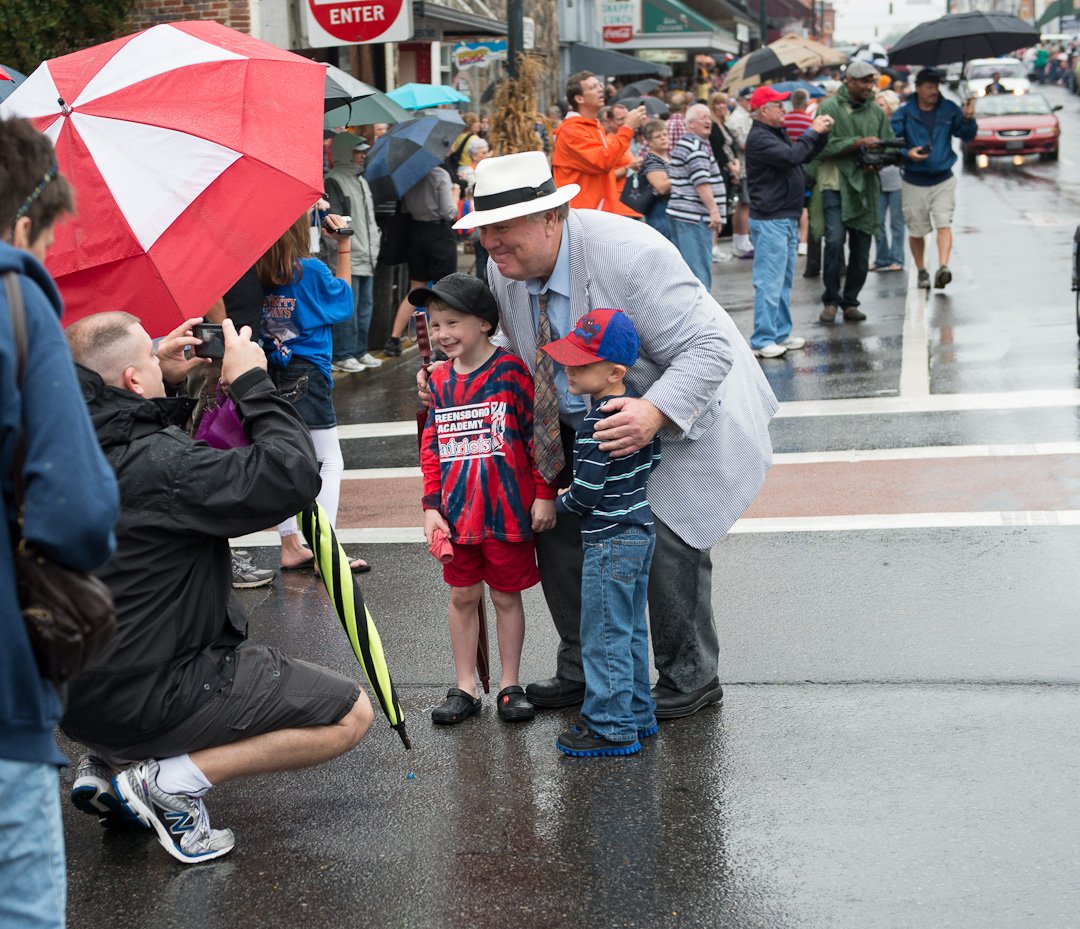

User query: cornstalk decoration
[489,53,554,157]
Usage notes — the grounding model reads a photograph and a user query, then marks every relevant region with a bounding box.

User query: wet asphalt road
[61,85,1080,928]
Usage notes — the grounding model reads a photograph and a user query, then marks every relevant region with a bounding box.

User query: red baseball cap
[749,86,791,111]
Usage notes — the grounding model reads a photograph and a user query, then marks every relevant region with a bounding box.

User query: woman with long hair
[707,92,739,262]
[257,210,369,572]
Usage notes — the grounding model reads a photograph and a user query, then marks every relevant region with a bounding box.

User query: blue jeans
[875,189,905,268]
[331,274,374,360]
[0,760,65,929]
[822,189,872,309]
[645,198,673,241]
[749,217,798,350]
[579,526,657,742]
[669,217,712,291]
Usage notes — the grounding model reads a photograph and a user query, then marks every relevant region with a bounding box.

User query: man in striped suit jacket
[448,152,779,720]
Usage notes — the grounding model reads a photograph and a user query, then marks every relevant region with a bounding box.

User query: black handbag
[4,272,117,685]
[620,170,657,215]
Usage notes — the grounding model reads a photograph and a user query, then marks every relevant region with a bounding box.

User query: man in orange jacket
[553,71,648,212]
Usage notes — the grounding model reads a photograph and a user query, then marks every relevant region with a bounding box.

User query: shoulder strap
[4,271,29,515]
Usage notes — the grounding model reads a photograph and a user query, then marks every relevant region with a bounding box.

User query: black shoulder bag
[5,272,117,685]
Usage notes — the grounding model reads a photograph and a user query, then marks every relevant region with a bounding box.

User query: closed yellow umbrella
[299,503,410,749]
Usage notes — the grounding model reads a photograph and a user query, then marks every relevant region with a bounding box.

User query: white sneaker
[358,353,383,367]
[712,246,733,262]
[753,343,787,358]
[797,242,808,256]
[780,336,806,351]
[331,357,367,373]
[114,760,235,864]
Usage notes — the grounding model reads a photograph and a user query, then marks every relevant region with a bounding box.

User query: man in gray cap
[808,59,895,323]
[324,133,382,372]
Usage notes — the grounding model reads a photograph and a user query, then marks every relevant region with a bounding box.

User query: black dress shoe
[652,679,723,720]
[525,676,586,708]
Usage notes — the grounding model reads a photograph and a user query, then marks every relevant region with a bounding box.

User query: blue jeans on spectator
[579,526,657,742]
[875,189,905,269]
[822,189,873,309]
[0,760,65,929]
[645,198,673,241]
[331,274,374,361]
[749,217,798,350]
[669,217,713,291]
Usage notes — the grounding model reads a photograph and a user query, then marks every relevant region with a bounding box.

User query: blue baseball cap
[541,309,640,367]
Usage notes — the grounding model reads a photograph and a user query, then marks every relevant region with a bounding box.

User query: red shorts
[443,538,541,592]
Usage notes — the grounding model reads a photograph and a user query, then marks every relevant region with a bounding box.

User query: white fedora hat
[453,151,579,230]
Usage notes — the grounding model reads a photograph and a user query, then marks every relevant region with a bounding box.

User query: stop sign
[305,0,413,46]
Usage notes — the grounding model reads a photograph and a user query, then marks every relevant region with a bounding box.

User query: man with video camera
[808,60,895,323]
[889,68,977,291]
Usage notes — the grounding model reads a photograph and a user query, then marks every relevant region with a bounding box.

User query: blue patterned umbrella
[364,112,464,204]
[770,80,826,99]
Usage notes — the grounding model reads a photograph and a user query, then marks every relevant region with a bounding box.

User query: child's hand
[531,497,557,533]
[423,508,450,545]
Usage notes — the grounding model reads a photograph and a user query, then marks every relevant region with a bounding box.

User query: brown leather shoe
[819,304,838,322]
[843,306,867,321]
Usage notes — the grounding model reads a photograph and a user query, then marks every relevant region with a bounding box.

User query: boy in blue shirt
[542,309,662,758]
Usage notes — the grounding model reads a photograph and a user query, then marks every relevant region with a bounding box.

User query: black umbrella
[619,95,669,117]
[615,78,663,101]
[323,64,376,113]
[888,12,1040,66]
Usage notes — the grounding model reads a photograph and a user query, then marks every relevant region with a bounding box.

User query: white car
[960,58,1031,98]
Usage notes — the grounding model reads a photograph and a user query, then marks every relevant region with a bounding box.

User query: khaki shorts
[901,176,957,237]
[90,644,361,764]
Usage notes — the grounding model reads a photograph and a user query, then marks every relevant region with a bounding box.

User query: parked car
[962,91,1061,164]
[960,58,1031,98]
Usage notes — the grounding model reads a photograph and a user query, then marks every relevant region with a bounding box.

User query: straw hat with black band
[452,151,579,230]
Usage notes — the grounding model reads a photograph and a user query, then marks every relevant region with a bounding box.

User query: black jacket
[745,120,828,221]
[62,366,320,747]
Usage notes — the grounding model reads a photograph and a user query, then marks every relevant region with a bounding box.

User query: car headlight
[1034,127,1056,135]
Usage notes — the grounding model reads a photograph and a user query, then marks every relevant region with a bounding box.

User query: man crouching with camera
[61,314,373,865]
[745,86,833,358]
[808,59,895,323]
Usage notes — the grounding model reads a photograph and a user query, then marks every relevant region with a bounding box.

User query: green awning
[641,0,718,35]
[1037,0,1075,27]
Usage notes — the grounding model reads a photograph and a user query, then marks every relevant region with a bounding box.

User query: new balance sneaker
[231,552,275,589]
[330,357,367,373]
[934,265,952,289]
[70,755,146,828]
[114,760,235,864]
[780,336,806,351]
[358,352,383,368]
[917,268,931,290]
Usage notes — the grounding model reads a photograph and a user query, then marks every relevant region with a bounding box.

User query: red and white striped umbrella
[0,21,325,333]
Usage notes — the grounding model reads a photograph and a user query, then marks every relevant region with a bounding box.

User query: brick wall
[128,0,252,34]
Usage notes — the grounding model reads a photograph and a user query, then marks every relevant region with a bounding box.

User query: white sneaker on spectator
[331,357,366,373]
[358,353,383,367]
[712,246,732,262]
[753,343,787,358]
[797,242,808,256]
[781,336,806,351]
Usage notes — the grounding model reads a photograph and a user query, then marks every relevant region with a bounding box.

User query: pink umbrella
[0,21,324,334]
